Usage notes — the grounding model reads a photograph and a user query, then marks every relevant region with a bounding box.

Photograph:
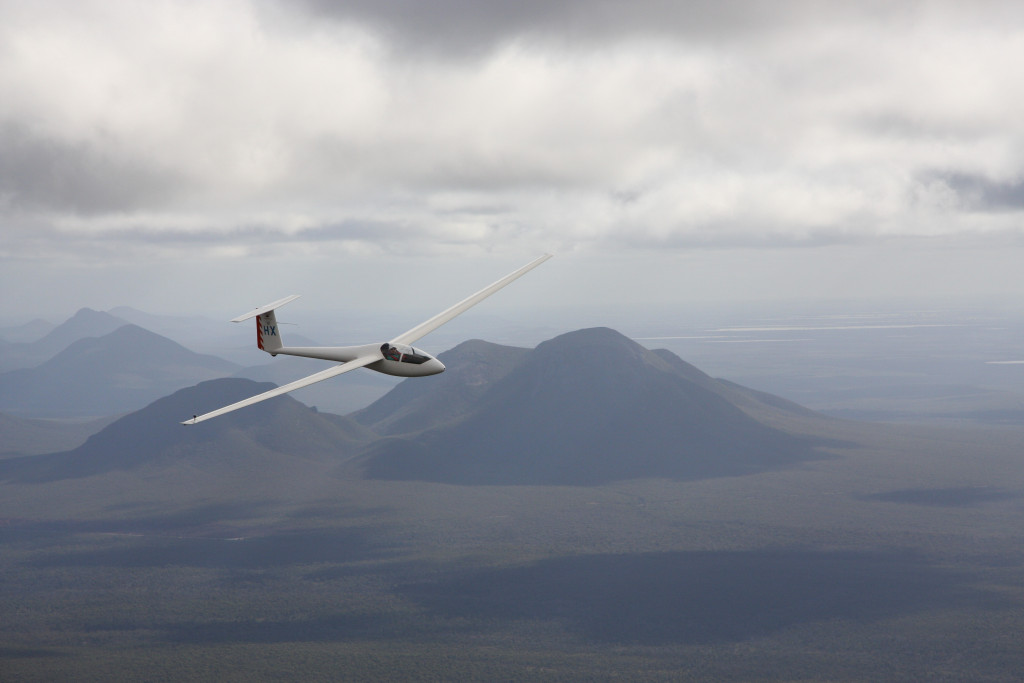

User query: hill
[0,324,239,417]
[0,317,55,343]
[35,307,128,353]
[0,308,128,372]
[358,327,831,485]
[0,378,373,483]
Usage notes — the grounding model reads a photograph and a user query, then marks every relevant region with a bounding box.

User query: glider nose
[428,357,445,375]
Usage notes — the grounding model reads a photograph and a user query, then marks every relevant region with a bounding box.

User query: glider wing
[389,254,552,347]
[182,352,380,425]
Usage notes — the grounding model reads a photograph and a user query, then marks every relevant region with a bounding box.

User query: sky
[3,0,1024,324]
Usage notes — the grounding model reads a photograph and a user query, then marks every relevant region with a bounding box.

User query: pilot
[380,343,402,361]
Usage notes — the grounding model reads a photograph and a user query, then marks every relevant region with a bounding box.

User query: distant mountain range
[0,324,239,417]
[108,306,327,354]
[0,308,128,372]
[0,305,379,419]
[1,324,839,487]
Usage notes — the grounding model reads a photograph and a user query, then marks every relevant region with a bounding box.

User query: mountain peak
[538,326,638,351]
[70,306,113,320]
[534,327,677,373]
[32,307,129,354]
[360,327,825,485]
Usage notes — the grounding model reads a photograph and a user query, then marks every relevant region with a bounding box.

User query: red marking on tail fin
[256,315,264,350]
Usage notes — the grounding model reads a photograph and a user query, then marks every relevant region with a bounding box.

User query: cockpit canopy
[380,343,431,365]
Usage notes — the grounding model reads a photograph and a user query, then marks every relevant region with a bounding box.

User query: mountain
[1,326,837,487]
[647,349,822,427]
[34,307,128,354]
[358,328,829,485]
[0,318,55,343]
[0,308,129,372]
[353,339,530,435]
[0,378,373,483]
[109,306,212,333]
[0,324,239,417]
[110,306,332,357]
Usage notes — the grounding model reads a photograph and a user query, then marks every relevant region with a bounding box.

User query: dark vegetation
[4,462,1024,681]
[402,549,983,645]
[862,486,1021,507]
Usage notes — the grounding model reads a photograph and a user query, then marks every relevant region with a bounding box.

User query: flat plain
[3,416,1024,681]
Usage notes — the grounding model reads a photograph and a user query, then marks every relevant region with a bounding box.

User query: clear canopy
[380,343,430,364]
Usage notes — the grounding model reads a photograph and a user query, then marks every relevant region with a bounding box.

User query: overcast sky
[3,0,1024,324]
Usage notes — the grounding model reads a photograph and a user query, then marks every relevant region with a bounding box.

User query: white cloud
[2,0,1024,271]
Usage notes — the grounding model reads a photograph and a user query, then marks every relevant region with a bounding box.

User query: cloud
[0,123,186,213]
[936,173,1024,212]
[2,0,1024,266]
[290,0,930,57]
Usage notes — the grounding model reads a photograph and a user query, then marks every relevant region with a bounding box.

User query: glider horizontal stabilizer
[230,295,301,323]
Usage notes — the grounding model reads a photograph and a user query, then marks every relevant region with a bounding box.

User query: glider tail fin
[256,310,284,354]
[230,294,300,356]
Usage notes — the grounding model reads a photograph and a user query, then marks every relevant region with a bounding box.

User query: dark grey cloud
[0,124,185,214]
[939,173,1024,212]
[292,0,910,57]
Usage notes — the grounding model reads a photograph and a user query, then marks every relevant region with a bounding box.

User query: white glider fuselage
[270,342,445,378]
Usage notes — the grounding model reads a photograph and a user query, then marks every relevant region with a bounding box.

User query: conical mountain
[359,328,824,485]
[0,307,128,371]
[0,378,373,483]
[36,308,128,354]
[0,324,239,417]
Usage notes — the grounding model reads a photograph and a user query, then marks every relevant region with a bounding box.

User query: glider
[182,254,552,424]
